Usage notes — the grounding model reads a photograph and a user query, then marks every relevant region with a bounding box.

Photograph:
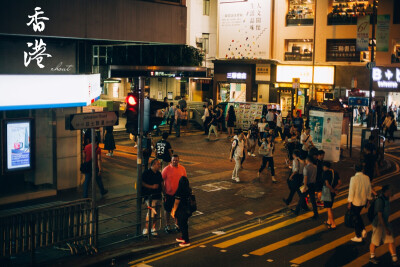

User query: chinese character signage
[372,67,400,90]
[376,15,390,52]
[218,0,271,59]
[24,7,52,69]
[255,64,270,81]
[6,120,32,171]
[356,16,369,52]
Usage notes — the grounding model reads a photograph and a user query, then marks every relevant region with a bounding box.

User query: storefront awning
[109,65,207,78]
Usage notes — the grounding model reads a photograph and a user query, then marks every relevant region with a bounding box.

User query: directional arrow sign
[65,111,118,130]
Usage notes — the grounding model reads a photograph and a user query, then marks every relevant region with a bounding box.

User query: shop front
[213,60,276,104]
[0,74,101,205]
[275,65,335,117]
[372,66,400,112]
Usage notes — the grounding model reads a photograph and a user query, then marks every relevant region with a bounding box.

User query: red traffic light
[126,95,137,106]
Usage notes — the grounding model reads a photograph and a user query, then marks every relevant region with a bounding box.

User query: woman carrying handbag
[321,161,341,229]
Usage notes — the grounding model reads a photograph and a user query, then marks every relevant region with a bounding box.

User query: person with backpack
[322,161,341,229]
[230,131,245,183]
[171,176,192,247]
[369,185,397,264]
[156,132,173,170]
[257,134,277,183]
[347,164,373,242]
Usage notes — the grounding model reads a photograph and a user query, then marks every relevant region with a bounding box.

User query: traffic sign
[366,62,376,70]
[65,111,118,130]
[349,97,369,106]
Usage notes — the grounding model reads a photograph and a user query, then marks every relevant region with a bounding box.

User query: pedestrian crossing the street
[130,172,400,267]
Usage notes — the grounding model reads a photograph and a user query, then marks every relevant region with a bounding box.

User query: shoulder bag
[258,143,269,156]
[321,170,334,202]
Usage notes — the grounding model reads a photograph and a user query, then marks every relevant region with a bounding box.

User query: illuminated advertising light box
[372,67,400,90]
[276,66,334,85]
[4,119,33,171]
[0,74,101,111]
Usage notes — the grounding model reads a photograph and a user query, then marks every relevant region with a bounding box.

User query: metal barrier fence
[0,199,95,262]
[96,194,162,249]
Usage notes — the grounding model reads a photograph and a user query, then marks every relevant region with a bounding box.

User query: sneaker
[248,152,251,156]
[251,153,256,157]
[179,242,191,247]
[369,257,379,265]
[134,144,138,148]
[142,228,149,235]
[106,153,111,156]
[176,238,185,243]
[362,229,367,238]
[234,178,240,183]
[351,236,363,242]
[271,176,277,183]
[151,228,158,236]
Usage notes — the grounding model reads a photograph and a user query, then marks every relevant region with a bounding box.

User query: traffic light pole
[136,76,144,236]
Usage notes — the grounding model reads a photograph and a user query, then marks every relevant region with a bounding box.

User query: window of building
[328,0,372,25]
[394,0,400,24]
[202,33,210,54]
[392,41,400,63]
[284,39,313,61]
[203,0,210,16]
[286,0,315,26]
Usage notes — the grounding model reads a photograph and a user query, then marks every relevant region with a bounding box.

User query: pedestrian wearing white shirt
[266,109,275,129]
[348,164,373,242]
[300,127,314,157]
[275,110,283,140]
[230,131,245,183]
[202,104,210,135]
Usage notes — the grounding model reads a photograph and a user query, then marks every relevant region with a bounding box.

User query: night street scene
[2,0,400,266]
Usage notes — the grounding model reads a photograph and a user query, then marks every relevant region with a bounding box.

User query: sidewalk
[9,130,396,266]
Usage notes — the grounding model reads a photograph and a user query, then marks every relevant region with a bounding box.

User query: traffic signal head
[125,93,139,134]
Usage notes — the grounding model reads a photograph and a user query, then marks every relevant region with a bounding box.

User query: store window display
[286,0,315,26]
[328,0,372,25]
[285,39,313,61]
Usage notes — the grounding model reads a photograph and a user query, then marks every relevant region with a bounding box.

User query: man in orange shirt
[162,154,187,233]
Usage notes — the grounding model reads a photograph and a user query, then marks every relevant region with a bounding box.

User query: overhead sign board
[65,112,118,130]
[349,97,369,106]
[0,74,101,111]
[372,67,400,90]
[276,66,335,85]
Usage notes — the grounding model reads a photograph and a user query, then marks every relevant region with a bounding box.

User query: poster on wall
[356,16,370,51]
[218,0,271,59]
[376,14,390,52]
[5,120,32,171]
[226,102,271,130]
[309,110,343,162]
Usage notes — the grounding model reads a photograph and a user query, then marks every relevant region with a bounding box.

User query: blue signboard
[349,97,369,106]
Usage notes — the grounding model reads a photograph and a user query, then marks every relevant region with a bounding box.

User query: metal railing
[0,199,95,262]
[96,194,162,249]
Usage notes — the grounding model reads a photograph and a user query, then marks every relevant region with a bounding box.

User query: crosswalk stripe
[290,210,400,265]
[342,235,400,267]
[250,192,400,256]
[214,198,348,249]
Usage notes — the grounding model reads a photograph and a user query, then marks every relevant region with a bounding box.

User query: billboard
[5,119,32,171]
[309,110,343,162]
[218,0,271,59]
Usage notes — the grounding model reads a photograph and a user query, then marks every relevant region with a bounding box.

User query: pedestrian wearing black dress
[226,105,236,138]
[171,176,192,247]
[104,126,116,156]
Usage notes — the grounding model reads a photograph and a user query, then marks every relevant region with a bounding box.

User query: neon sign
[372,67,400,89]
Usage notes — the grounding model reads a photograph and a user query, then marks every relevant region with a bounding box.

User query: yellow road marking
[128,215,282,266]
[251,191,400,256]
[290,210,400,265]
[343,235,400,267]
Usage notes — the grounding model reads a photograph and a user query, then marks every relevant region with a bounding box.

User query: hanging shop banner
[309,110,343,162]
[376,14,390,52]
[356,16,370,52]
[218,0,271,59]
[226,102,279,130]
